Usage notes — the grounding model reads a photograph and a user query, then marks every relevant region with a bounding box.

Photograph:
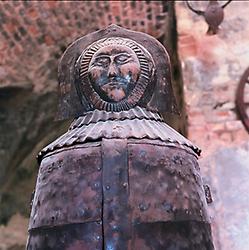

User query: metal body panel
[128,142,209,224]
[130,221,213,250]
[29,144,102,230]
[102,139,131,249]
[28,139,213,249]
[27,222,102,250]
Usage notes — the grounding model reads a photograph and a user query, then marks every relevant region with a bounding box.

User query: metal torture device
[27,25,214,250]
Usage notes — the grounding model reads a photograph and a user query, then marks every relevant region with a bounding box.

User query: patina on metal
[27,25,214,250]
[56,24,179,119]
[186,0,232,35]
[236,67,249,133]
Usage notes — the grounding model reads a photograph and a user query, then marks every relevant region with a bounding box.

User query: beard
[101,83,127,102]
[99,76,136,102]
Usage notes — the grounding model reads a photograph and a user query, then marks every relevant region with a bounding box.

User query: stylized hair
[76,37,155,112]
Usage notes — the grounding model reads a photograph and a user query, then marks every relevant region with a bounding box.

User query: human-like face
[88,44,140,102]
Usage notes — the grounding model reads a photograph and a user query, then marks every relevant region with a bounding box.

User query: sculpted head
[78,36,156,112]
[88,44,140,102]
[57,25,179,118]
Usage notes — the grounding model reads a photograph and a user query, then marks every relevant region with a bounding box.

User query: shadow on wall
[0,84,71,223]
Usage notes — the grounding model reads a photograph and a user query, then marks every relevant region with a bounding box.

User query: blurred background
[0,1,249,249]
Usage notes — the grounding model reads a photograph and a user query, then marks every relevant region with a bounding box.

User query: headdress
[57,24,179,119]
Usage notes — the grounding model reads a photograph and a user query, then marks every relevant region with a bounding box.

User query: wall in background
[176,1,249,250]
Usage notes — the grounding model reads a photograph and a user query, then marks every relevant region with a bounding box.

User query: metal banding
[38,107,201,162]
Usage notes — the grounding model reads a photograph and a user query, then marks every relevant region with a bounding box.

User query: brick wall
[176,2,249,250]
[0,1,168,90]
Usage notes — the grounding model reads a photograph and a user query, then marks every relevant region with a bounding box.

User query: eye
[94,57,110,67]
[115,54,130,64]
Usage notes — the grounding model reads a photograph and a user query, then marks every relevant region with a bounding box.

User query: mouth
[102,86,126,102]
[108,81,119,85]
[102,81,122,88]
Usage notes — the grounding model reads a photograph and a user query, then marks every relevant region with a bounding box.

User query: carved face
[88,45,140,102]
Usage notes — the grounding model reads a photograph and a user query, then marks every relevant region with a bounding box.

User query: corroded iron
[236,67,249,133]
[27,25,214,249]
[186,0,232,35]
[57,25,179,119]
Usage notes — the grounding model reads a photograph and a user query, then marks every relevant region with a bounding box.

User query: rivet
[94,182,100,188]
[97,167,102,171]
[139,203,149,212]
[123,182,128,188]
[106,185,110,190]
[79,209,85,216]
[162,202,172,212]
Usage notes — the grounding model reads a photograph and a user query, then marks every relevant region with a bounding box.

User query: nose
[107,62,118,78]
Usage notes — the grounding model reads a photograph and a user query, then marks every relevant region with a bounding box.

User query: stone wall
[176,1,249,249]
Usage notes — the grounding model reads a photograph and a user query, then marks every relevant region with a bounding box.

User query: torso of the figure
[27,108,213,250]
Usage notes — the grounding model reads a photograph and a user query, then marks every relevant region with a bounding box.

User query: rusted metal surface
[28,25,214,249]
[131,221,213,250]
[57,24,179,120]
[69,106,163,129]
[28,139,213,249]
[236,67,249,133]
[38,112,201,161]
[79,37,152,112]
[128,142,209,224]
[29,143,102,230]
[186,0,232,35]
[102,139,130,249]
[27,222,103,250]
